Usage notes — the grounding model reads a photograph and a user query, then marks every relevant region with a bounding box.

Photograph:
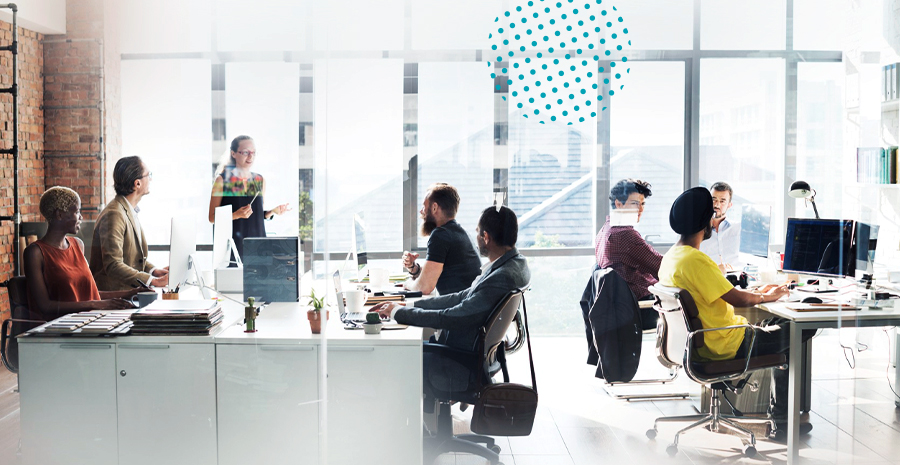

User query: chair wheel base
[666,444,678,457]
[490,445,502,454]
[743,444,757,457]
[646,429,657,440]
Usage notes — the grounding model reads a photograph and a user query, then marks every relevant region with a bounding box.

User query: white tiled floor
[435,330,900,465]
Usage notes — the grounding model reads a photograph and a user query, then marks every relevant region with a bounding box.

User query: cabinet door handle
[329,346,375,352]
[59,344,112,350]
[259,346,315,352]
[119,344,170,349]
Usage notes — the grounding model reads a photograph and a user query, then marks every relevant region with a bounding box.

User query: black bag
[471,297,538,436]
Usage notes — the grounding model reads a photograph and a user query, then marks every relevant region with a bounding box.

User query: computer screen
[739,205,771,258]
[853,222,879,275]
[169,215,197,290]
[783,218,854,277]
[212,205,234,268]
[353,213,367,271]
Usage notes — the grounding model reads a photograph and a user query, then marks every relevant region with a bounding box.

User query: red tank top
[30,237,101,318]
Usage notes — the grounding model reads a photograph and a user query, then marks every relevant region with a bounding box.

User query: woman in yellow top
[658,187,813,443]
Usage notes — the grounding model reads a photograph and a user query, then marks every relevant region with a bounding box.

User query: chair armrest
[684,324,759,384]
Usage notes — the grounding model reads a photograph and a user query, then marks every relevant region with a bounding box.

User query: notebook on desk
[785,303,860,312]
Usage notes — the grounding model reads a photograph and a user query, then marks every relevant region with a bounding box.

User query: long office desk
[759,302,900,465]
[17,300,424,465]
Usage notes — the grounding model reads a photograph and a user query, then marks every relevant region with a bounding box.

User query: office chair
[422,289,526,465]
[645,284,787,458]
[582,267,688,400]
[1,277,45,373]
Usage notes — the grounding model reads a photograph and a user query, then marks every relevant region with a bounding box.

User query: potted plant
[363,311,383,334]
[306,288,329,334]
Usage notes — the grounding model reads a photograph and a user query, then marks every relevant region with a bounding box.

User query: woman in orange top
[25,187,139,321]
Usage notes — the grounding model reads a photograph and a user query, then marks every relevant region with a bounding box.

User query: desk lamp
[789,181,820,219]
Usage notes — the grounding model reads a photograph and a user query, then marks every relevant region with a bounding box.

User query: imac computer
[169,215,198,291]
[783,218,854,278]
[739,204,771,259]
[346,213,368,280]
[213,205,241,268]
[853,221,879,276]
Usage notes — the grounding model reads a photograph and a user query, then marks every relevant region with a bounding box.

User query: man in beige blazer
[91,156,169,291]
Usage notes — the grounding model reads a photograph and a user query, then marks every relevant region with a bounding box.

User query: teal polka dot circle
[490,0,631,124]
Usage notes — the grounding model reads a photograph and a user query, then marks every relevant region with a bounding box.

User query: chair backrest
[2,276,34,373]
[7,276,29,320]
[649,284,694,369]
[481,289,525,367]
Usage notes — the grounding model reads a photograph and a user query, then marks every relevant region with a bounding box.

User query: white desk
[759,301,900,464]
[17,299,424,465]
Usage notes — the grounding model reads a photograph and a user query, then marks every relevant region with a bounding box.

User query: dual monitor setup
[736,204,878,280]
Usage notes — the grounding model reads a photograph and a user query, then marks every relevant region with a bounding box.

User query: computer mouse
[801,297,823,304]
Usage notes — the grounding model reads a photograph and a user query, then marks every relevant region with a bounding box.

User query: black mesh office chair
[1,277,45,373]
[645,284,787,458]
[422,289,526,465]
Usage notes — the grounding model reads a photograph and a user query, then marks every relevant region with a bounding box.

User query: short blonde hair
[39,186,80,220]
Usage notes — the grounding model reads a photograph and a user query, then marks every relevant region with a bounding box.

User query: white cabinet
[115,342,218,465]
[216,344,319,465]
[326,345,422,465]
[18,342,119,465]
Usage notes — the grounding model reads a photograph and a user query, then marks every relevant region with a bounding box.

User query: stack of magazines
[37,311,134,336]
[130,300,224,335]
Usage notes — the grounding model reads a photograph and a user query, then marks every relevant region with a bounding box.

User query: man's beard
[703,223,713,240]
[713,210,724,219]
[477,238,489,257]
[420,213,437,236]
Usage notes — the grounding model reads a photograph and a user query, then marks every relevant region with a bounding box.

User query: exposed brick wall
[0,20,44,322]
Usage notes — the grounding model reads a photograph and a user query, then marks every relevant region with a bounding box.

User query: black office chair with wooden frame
[645,284,787,458]
[422,288,526,465]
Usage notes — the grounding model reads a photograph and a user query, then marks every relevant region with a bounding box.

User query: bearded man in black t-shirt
[402,183,482,295]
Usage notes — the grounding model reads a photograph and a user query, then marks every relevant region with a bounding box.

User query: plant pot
[363,322,383,335]
[307,309,329,334]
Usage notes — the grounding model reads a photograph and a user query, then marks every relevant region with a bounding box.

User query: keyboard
[343,312,392,323]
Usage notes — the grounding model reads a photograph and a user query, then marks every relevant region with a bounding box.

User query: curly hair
[39,186,80,220]
[609,178,652,208]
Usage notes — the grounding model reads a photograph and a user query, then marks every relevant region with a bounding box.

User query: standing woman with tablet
[208,135,291,260]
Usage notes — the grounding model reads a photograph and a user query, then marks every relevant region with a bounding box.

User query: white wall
[0,0,65,34]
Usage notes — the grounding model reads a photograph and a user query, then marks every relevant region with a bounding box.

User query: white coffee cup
[343,290,366,314]
[368,268,389,291]
[131,291,158,308]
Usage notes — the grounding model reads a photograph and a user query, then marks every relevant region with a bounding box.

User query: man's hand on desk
[371,301,402,319]
[151,267,169,278]
[759,284,789,301]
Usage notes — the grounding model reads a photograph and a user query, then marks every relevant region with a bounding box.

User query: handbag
[470,295,538,436]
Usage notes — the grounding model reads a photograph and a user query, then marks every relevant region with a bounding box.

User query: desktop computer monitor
[783,218,854,278]
[853,222,879,276]
[351,212,367,276]
[169,215,197,291]
[739,205,771,258]
[212,205,234,268]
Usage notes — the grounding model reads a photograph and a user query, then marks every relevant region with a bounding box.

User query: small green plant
[307,288,326,311]
[365,312,382,324]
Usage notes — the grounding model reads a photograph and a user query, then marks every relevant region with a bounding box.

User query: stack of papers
[130,300,224,335]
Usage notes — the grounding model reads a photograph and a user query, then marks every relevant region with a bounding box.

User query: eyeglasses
[140,172,153,180]
[236,150,256,157]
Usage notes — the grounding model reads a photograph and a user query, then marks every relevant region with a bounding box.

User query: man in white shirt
[699,182,741,272]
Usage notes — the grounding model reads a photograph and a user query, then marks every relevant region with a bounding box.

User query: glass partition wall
[118,0,847,337]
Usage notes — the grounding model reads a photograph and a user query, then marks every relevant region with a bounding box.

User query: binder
[893,64,898,100]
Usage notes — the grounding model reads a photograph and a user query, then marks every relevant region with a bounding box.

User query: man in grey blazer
[91,156,169,291]
[372,205,530,394]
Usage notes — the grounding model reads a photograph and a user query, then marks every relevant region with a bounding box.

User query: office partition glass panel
[314,59,404,254]
[508,110,597,248]
[699,59,785,238]
[309,0,404,51]
[225,62,301,238]
[215,0,309,52]
[796,62,844,220]
[121,59,212,252]
[700,0,786,51]
[416,62,494,248]
[119,0,212,54]
[411,0,502,50]
[523,255,596,336]
[610,61,685,244]
[793,0,846,51]
[616,0,693,51]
